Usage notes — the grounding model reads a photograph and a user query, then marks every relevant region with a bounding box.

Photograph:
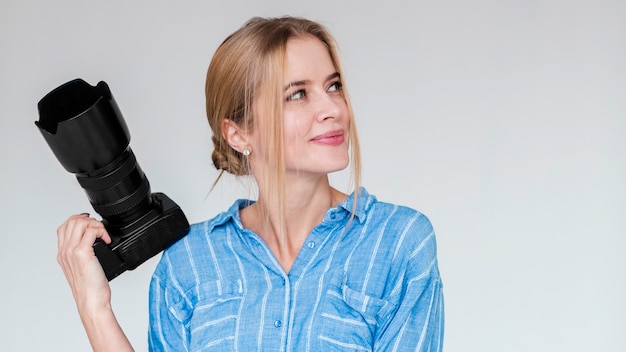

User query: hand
[56,214,135,351]
[57,213,112,313]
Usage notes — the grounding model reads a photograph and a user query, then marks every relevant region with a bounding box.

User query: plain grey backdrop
[1,0,625,351]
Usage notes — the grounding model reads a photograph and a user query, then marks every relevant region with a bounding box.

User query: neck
[241,176,346,273]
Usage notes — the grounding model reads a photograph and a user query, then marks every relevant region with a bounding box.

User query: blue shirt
[148,188,444,351]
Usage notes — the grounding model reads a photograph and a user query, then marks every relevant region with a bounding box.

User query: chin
[290,160,349,176]
[322,159,350,174]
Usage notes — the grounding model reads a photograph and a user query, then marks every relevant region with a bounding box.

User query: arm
[148,254,191,351]
[56,214,134,352]
[376,270,444,352]
[374,222,445,352]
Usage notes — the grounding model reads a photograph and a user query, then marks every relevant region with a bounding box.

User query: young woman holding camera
[57,16,444,351]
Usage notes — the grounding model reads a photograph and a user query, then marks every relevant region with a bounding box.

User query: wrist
[77,302,134,352]
[77,301,114,327]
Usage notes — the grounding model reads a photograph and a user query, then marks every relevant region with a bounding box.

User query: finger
[57,216,80,253]
[57,220,68,250]
[58,215,96,262]
[66,215,102,246]
[80,222,111,249]
[58,214,88,241]
[89,219,111,244]
[63,217,86,249]
[56,214,81,245]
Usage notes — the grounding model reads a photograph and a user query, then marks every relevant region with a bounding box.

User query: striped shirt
[148,188,444,351]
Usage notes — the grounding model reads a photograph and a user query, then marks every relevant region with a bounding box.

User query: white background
[1,0,625,351]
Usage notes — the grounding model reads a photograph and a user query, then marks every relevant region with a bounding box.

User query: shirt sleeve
[148,263,191,352]
[374,220,445,352]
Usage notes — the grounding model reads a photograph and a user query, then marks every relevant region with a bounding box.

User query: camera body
[93,191,188,280]
[36,79,189,280]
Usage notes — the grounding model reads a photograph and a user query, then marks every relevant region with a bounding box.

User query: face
[252,35,350,179]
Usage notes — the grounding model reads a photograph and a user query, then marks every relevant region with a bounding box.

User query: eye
[327,80,343,93]
[286,89,307,102]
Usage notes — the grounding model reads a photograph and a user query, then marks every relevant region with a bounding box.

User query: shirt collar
[207,198,252,233]
[336,187,375,224]
[207,187,375,231]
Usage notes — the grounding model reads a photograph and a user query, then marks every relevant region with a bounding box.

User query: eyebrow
[283,72,341,91]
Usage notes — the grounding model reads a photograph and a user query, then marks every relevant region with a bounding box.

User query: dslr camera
[36,79,189,280]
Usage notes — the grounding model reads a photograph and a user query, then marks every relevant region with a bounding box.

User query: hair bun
[211,134,248,176]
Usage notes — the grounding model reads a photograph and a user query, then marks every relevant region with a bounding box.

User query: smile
[310,130,345,146]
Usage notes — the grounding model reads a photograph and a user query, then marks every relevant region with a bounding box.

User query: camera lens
[36,79,152,229]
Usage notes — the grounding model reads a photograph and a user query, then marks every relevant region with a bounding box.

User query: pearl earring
[242,149,251,156]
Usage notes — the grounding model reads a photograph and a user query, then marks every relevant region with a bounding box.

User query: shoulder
[337,189,441,302]
[151,199,249,290]
[162,198,251,257]
[347,188,432,230]
[361,191,435,246]
[369,198,432,228]
[357,190,439,273]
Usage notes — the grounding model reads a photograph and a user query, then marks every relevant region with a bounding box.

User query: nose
[314,91,344,122]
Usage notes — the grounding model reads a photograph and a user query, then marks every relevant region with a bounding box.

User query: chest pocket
[188,279,243,351]
[317,283,396,351]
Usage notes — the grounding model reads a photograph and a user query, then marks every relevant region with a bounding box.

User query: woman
[57,16,444,351]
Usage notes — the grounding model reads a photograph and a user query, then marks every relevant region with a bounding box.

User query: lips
[310,129,345,146]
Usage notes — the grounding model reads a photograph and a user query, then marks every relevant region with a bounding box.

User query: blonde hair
[205,16,361,225]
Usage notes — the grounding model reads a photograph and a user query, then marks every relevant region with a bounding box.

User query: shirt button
[307,241,315,249]
[330,213,336,220]
[274,320,282,328]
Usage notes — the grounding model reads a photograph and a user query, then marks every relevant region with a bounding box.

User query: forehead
[284,35,335,79]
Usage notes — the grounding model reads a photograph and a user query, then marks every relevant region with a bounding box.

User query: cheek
[283,112,309,144]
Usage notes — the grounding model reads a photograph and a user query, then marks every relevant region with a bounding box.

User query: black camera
[36,79,189,281]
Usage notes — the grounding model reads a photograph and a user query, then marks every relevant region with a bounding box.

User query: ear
[222,119,250,153]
